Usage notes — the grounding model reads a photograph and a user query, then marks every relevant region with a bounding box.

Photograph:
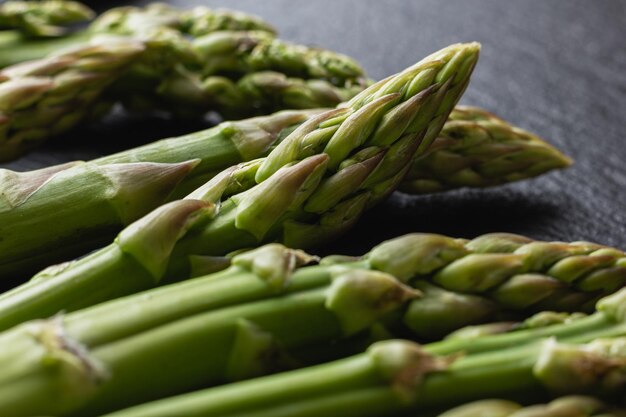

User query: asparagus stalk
[105,29,367,119]
[90,2,276,37]
[0,38,146,161]
[0,2,275,68]
[0,244,418,416]
[98,290,626,417]
[401,106,572,194]
[326,232,626,339]
[0,2,275,67]
[0,43,479,329]
[0,1,367,160]
[435,396,626,417]
[0,0,94,37]
[0,109,319,280]
[444,311,588,341]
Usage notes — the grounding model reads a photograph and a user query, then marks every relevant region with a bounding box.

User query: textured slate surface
[2,0,626,258]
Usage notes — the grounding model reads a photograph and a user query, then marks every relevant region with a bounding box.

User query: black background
[2,0,626,255]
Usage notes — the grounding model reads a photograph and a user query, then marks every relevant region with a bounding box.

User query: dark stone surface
[2,0,626,257]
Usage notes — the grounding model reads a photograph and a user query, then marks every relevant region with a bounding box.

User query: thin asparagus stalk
[0,244,418,416]
[0,43,479,329]
[0,0,94,37]
[325,232,626,339]
[90,2,276,37]
[444,311,588,341]
[435,396,626,417]
[99,291,626,417]
[0,2,275,67]
[401,106,572,194]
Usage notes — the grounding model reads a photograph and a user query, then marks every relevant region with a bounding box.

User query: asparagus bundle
[402,106,572,194]
[435,397,626,417]
[98,289,626,417]
[0,107,569,280]
[0,43,479,329]
[0,244,420,416]
[0,1,368,160]
[0,0,94,37]
[0,246,624,416]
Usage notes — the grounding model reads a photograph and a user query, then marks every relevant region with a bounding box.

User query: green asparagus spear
[444,311,588,341]
[0,43,479,329]
[0,109,319,280]
[0,32,366,160]
[0,243,418,416]
[105,29,367,119]
[0,105,571,280]
[328,232,626,339]
[0,1,368,159]
[0,2,274,67]
[435,396,626,417]
[0,0,94,37]
[90,2,276,37]
[401,106,572,194]
[0,38,145,161]
[98,289,626,417]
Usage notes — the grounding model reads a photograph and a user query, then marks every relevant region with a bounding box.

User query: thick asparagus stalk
[0,109,319,280]
[327,232,626,339]
[0,43,479,329]
[99,290,626,417]
[435,396,626,417]
[401,106,572,193]
[0,244,418,416]
[0,0,94,37]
